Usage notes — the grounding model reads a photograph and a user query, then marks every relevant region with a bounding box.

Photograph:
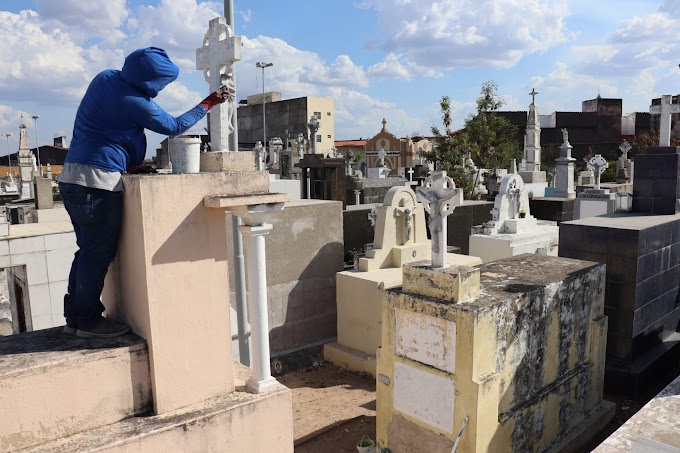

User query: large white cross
[619,140,632,160]
[416,171,462,268]
[650,95,680,147]
[196,16,242,152]
[587,154,608,190]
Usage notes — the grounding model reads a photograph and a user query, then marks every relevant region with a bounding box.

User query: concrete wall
[226,200,344,354]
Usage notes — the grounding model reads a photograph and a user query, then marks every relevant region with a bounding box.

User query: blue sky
[0,0,677,157]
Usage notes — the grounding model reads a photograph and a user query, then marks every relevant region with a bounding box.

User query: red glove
[201,87,227,110]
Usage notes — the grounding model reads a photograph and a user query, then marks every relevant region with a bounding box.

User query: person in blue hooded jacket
[59,47,226,338]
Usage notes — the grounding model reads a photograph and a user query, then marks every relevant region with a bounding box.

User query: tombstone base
[574,189,617,219]
[200,151,255,172]
[469,222,559,263]
[518,170,546,183]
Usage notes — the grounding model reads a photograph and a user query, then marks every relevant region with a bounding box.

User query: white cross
[650,95,680,147]
[587,154,608,190]
[416,171,462,268]
[619,140,632,160]
[407,167,414,182]
[196,16,242,152]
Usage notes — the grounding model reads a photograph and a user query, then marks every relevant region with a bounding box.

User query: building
[237,93,335,155]
[364,118,432,175]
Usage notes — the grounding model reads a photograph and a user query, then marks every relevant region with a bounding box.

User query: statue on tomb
[345,151,354,176]
[297,133,305,159]
[403,207,414,242]
[368,206,377,227]
[254,141,264,170]
[561,128,570,145]
[221,66,237,135]
[378,149,386,167]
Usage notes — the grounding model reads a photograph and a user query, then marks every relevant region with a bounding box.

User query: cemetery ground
[280,348,650,453]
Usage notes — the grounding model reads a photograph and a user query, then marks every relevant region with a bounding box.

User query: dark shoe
[76,318,130,338]
[63,323,78,335]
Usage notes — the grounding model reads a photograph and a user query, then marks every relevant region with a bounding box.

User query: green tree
[426,81,521,197]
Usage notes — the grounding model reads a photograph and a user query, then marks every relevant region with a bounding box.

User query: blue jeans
[59,182,122,328]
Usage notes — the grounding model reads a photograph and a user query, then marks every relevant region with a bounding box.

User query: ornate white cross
[196,16,242,152]
[619,140,632,160]
[416,171,462,268]
[586,154,608,190]
[378,149,386,167]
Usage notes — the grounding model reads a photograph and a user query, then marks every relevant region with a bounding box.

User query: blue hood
[121,47,179,98]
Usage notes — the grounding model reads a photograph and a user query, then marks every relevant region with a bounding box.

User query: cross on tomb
[416,171,462,268]
[407,167,414,182]
[619,140,632,160]
[196,16,242,152]
[649,95,680,147]
[586,154,608,190]
[530,88,538,104]
[378,149,386,167]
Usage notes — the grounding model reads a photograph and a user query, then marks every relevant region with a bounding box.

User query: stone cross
[254,141,264,171]
[650,95,680,147]
[297,133,305,159]
[196,16,242,152]
[308,116,320,154]
[378,149,386,167]
[407,167,414,182]
[586,154,608,190]
[416,171,462,268]
[345,151,354,176]
[530,88,538,104]
[619,140,632,160]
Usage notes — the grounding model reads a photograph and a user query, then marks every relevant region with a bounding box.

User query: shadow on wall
[268,242,343,355]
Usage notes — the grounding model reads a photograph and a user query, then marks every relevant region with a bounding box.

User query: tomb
[560,147,680,398]
[376,254,613,452]
[616,140,634,184]
[574,154,618,219]
[469,173,559,263]
[325,182,480,376]
[518,88,548,197]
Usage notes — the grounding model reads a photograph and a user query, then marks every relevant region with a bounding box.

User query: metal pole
[31,115,41,176]
[223,0,238,152]
[262,66,266,154]
[4,133,11,176]
[224,0,250,366]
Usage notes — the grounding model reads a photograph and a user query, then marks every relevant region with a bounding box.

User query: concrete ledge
[200,150,256,172]
[547,400,616,453]
[204,192,290,208]
[22,363,293,453]
[0,328,151,452]
[323,341,377,377]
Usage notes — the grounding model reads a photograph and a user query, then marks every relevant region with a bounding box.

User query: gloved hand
[200,86,228,110]
[127,164,158,174]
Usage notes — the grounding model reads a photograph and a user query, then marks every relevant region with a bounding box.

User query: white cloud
[301,55,368,87]
[237,9,253,25]
[36,0,129,45]
[368,53,444,80]
[364,0,570,68]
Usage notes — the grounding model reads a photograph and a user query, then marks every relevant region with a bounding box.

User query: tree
[425,81,521,198]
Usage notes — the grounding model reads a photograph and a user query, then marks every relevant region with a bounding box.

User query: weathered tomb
[376,254,613,452]
[469,173,559,263]
[325,185,480,376]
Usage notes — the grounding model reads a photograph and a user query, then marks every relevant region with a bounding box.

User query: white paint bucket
[168,136,201,174]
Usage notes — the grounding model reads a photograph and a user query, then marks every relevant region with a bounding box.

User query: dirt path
[278,363,377,452]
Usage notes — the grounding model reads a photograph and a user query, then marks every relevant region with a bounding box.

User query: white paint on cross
[586,154,608,190]
[196,16,242,152]
[650,95,680,147]
[416,171,462,268]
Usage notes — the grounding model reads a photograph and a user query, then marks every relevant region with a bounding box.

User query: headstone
[33,176,53,210]
[254,141,264,171]
[359,186,431,271]
[649,95,680,147]
[308,116,320,154]
[587,154,608,190]
[345,151,354,176]
[268,137,283,165]
[195,16,241,152]
[633,146,680,215]
[469,173,560,262]
[553,128,576,199]
[416,171,462,268]
[518,88,547,190]
[616,140,634,184]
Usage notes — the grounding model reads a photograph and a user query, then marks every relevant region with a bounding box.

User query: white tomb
[574,154,618,219]
[552,128,576,198]
[368,149,389,179]
[469,173,559,263]
[518,88,548,197]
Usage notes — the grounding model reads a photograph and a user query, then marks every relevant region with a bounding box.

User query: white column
[660,96,672,147]
[238,222,278,393]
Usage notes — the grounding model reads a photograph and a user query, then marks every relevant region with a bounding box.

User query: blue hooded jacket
[66,47,208,172]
